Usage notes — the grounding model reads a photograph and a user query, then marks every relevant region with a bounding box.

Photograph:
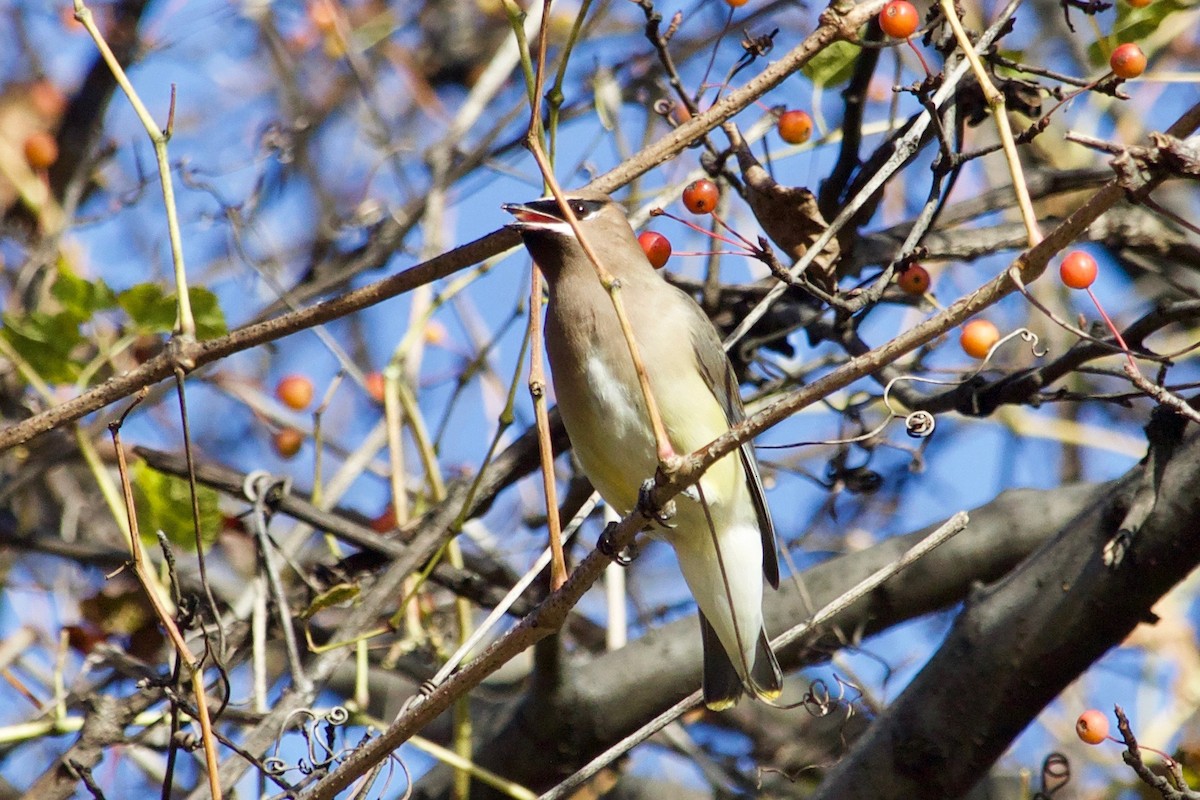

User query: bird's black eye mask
[510,197,606,223]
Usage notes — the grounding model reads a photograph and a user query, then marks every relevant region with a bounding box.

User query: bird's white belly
[560,353,742,529]
[565,355,658,514]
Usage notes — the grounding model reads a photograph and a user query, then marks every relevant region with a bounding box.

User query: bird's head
[503,189,642,278]
[502,192,608,235]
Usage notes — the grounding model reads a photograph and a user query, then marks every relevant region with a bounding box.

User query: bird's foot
[1103,529,1134,568]
[637,478,677,528]
[598,522,639,566]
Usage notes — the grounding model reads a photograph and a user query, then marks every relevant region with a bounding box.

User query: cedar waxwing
[503,189,782,709]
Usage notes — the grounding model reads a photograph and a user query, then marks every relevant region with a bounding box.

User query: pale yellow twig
[73,0,195,337]
[408,734,537,800]
[528,268,568,590]
[938,0,1042,247]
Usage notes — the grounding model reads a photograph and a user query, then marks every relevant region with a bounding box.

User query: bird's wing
[681,290,780,589]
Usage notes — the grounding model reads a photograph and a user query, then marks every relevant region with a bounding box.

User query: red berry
[1127,0,1151,5]
[682,179,719,214]
[1076,710,1110,745]
[1110,43,1146,79]
[365,371,385,403]
[23,131,58,169]
[898,264,930,295]
[273,427,304,458]
[777,109,813,144]
[1059,250,1098,290]
[64,624,106,655]
[275,374,314,410]
[637,231,672,269]
[960,319,1000,359]
[879,0,919,38]
[371,503,397,532]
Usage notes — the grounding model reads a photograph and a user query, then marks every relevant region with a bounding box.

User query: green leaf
[118,284,177,333]
[300,584,361,619]
[802,40,861,88]
[51,270,117,321]
[0,311,84,383]
[131,461,222,552]
[188,287,228,339]
[117,283,228,338]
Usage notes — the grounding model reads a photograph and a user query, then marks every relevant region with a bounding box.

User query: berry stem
[1085,287,1138,370]
[654,209,755,252]
[906,38,933,77]
[674,250,755,257]
[710,209,760,250]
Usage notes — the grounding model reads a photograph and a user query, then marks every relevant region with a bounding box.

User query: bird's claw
[637,478,677,528]
[1103,529,1134,568]
[598,522,639,566]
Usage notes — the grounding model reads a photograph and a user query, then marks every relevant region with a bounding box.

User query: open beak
[502,200,564,229]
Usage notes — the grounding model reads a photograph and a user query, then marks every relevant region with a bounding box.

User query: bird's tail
[700,613,782,710]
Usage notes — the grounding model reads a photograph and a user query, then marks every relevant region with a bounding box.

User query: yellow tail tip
[704,696,739,712]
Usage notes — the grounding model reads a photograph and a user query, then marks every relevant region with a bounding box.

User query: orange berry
[1076,710,1110,745]
[422,320,448,346]
[1110,43,1146,79]
[29,80,67,119]
[23,131,58,170]
[777,109,813,144]
[879,0,919,38]
[273,427,304,458]
[275,374,314,410]
[960,319,1000,359]
[671,102,693,126]
[897,264,930,295]
[59,5,86,32]
[365,371,385,403]
[682,179,719,214]
[725,0,750,6]
[308,0,337,32]
[637,231,672,269]
[1059,250,1098,290]
[1127,0,1151,5]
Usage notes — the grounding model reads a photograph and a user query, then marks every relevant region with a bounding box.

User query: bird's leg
[657,442,683,472]
[598,523,639,566]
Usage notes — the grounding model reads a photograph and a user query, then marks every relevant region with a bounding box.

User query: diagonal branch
[0,0,885,455]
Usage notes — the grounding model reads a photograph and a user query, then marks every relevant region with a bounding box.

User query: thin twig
[523,1,678,469]
[108,394,222,800]
[73,0,194,338]
[937,0,1042,246]
[538,512,970,800]
[0,1,884,455]
[295,98,1200,800]
[528,268,568,589]
[726,0,1026,349]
